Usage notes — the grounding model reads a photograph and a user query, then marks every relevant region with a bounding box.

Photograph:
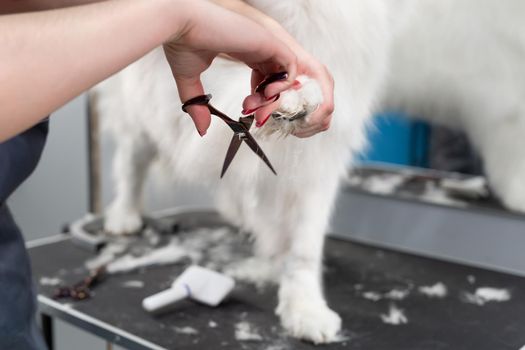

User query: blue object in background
[358,112,430,168]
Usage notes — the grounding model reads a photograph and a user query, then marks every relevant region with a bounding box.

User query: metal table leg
[41,313,54,350]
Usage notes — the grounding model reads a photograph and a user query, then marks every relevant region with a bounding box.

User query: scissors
[182,72,287,178]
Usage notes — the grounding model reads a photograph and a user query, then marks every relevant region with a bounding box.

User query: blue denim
[0,121,49,350]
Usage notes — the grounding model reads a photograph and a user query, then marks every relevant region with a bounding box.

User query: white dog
[93,0,400,344]
[383,0,525,212]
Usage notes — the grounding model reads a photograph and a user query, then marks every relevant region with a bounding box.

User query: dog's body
[94,0,398,343]
[383,0,525,211]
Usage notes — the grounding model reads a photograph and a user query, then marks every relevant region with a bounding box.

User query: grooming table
[29,210,525,350]
[333,164,525,276]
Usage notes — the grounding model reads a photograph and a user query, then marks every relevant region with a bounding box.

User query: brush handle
[142,284,189,312]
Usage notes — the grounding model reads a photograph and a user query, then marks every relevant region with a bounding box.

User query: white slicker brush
[142,265,235,312]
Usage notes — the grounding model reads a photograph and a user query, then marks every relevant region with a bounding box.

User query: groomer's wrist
[153,0,193,43]
[161,0,207,44]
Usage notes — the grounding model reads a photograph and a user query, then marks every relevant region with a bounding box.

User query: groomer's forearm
[0,0,104,14]
[0,0,184,141]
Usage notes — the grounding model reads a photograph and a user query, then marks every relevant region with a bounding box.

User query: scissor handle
[182,94,247,133]
[181,94,276,177]
[255,71,288,93]
[182,94,212,113]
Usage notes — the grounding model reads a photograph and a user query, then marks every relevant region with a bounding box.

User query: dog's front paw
[104,203,143,235]
[275,75,323,121]
[256,76,323,137]
[276,299,342,344]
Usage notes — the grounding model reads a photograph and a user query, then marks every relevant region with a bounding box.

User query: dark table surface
[30,228,525,350]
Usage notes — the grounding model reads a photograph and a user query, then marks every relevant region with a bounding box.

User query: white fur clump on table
[362,288,410,302]
[234,321,263,342]
[173,326,199,335]
[360,173,406,196]
[441,177,489,200]
[39,276,63,286]
[383,288,410,301]
[380,304,408,325]
[420,182,467,207]
[85,227,243,274]
[463,287,511,306]
[106,243,188,274]
[122,280,145,288]
[418,282,448,298]
[362,291,382,302]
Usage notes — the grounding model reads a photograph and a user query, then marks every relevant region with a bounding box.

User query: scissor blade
[239,115,254,129]
[221,135,243,178]
[243,133,277,175]
[208,104,247,134]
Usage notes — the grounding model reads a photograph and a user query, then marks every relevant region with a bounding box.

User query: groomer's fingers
[174,75,211,136]
[293,125,329,138]
[297,104,334,133]
[292,113,333,137]
[242,92,267,112]
[292,66,334,138]
[293,127,325,138]
[306,68,334,125]
[241,92,279,118]
[253,98,280,127]
[242,69,294,112]
[253,71,292,100]
[251,70,265,94]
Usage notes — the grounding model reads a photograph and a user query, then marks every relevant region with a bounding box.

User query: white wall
[9,95,89,240]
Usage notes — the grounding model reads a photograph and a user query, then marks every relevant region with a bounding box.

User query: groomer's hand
[244,53,334,138]
[164,0,297,136]
[211,0,333,137]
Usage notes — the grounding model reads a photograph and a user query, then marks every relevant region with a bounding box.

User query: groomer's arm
[0,0,103,14]
[0,0,297,141]
[0,0,182,141]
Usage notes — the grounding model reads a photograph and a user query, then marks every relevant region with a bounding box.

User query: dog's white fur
[383,0,525,212]
[94,0,400,343]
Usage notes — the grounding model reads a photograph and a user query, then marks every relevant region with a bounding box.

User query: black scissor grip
[255,72,288,93]
[182,94,212,113]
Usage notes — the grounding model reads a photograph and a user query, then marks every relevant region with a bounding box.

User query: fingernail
[265,94,280,102]
[256,114,271,128]
[241,107,260,115]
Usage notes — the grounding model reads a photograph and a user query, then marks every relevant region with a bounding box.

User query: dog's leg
[275,176,342,344]
[217,184,282,285]
[468,110,525,213]
[224,225,285,286]
[104,134,156,234]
